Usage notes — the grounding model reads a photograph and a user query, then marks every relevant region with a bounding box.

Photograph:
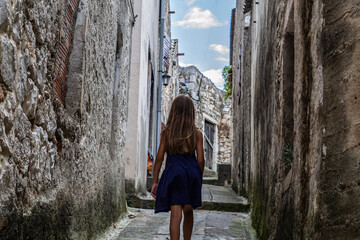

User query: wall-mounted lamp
[162,72,171,86]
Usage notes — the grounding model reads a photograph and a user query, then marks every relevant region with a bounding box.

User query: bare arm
[152,132,166,184]
[151,131,166,198]
[196,130,204,173]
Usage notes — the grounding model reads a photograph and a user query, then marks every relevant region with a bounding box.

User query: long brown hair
[163,95,197,155]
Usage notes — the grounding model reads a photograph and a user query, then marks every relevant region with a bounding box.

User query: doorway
[204,120,215,170]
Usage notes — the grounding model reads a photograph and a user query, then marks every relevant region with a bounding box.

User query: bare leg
[183,204,194,240]
[170,205,182,240]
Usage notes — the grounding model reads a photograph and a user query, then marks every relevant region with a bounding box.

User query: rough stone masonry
[179,66,232,175]
[231,0,360,239]
[0,0,133,239]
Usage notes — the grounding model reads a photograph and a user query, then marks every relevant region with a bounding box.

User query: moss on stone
[199,201,249,212]
[0,198,73,240]
[230,214,257,239]
[251,188,270,240]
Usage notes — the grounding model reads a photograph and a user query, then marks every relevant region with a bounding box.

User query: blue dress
[155,153,202,213]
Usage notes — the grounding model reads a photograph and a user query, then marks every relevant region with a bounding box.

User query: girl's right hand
[151,183,158,199]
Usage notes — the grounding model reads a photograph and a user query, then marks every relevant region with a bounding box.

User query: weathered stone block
[14,107,31,141]
[16,57,30,104]
[0,87,4,102]
[4,91,16,112]
[13,137,31,174]
[34,48,47,91]
[0,36,16,90]
[0,123,11,156]
[0,94,15,136]
[21,80,39,120]
[10,9,24,44]
[0,0,9,32]
[28,124,52,190]
[23,47,37,81]
[34,99,56,139]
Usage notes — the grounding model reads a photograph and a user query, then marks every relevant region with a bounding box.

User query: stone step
[199,184,249,212]
[203,167,217,178]
[127,184,249,213]
[202,176,219,185]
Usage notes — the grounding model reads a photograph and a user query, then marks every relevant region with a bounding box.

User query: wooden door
[204,120,215,170]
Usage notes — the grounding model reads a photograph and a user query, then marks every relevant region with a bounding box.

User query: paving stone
[98,208,257,240]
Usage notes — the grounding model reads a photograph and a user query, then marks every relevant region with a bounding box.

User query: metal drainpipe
[156,0,165,155]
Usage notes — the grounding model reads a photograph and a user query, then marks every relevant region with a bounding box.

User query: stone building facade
[231,0,360,239]
[161,39,181,123]
[176,66,232,178]
[0,0,134,239]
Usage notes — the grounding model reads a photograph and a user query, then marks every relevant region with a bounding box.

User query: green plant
[282,144,293,166]
[222,65,232,100]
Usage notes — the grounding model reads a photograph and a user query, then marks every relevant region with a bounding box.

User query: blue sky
[170,0,236,89]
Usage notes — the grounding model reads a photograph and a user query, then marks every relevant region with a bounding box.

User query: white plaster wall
[125,0,161,195]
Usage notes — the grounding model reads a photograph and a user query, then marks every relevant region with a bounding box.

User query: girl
[151,95,204,240]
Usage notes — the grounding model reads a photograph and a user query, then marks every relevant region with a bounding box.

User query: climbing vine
[282,144,293,166]
[222,66,232,100]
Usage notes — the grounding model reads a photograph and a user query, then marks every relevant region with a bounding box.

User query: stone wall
[231,0,360,239]
[161,0,180,123]
[178,66,232,169]
[161,0,179,125]
[0,0,133,239]
[161,39,180,123]
[319,1,360,238]
[218,101,232,165]
[231,1,252,197]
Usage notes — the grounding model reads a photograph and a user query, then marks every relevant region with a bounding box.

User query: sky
[170,0,236,89]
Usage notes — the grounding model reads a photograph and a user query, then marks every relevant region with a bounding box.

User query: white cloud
[179,62,194,67]
[174,7,224,29]
[216,57,229,63]
[209,44,229,55]
[203,69,224,89]
[186,0,196,6]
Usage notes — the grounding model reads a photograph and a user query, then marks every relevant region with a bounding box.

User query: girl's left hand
[151,183,158,199]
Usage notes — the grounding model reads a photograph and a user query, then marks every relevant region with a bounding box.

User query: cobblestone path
[98,208,257,240]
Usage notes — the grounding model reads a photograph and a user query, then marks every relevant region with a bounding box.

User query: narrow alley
[0,0,359,239]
